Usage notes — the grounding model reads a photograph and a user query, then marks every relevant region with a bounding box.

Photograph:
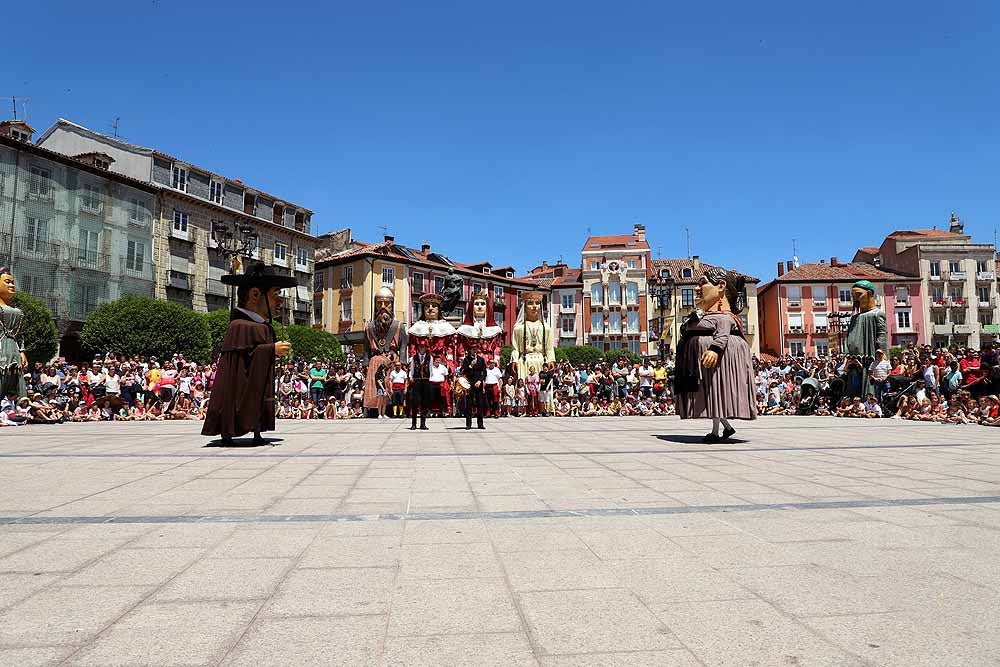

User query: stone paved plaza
[0,416,999,666]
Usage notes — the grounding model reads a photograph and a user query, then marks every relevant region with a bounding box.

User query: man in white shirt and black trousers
[409,340,433,431]
[461,348,487,430]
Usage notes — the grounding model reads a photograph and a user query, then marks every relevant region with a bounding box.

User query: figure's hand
[20,352,27,368]
[701,350,719,369]
[275,341,292,356]
[475,381,482,388]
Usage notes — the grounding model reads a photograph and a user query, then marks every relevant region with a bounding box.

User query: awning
[296,285,310,301]
[169,255,191,274]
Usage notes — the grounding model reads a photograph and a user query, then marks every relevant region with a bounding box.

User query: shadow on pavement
[655,434,749,444]
[203,437,284,448]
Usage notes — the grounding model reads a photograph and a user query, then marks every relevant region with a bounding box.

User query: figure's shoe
[721,427,736,440]
[408,425,417,430]
[702,433,721,443]
[477,425,486,430]
[420,425,429,431]
[465,425,472,430]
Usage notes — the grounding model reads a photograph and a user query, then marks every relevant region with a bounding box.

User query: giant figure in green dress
[0,269,27,399]
[846,279,887,397]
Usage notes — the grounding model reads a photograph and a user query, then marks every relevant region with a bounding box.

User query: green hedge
[81,296,211,363]
[272,323,343,362]
[203,308,232,357]
[553,345,605,366]
[11,292,59,365]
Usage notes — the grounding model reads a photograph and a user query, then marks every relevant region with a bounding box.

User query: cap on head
[852,279,876,294]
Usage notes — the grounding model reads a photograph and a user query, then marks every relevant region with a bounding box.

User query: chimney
[819,259,826,264]
[786,260,794,272]
[554,265,565,277]
[830,257,838,267]
[692,255,700,271]
[633,223,646,241]
[421,242,430,255]
[777,262,784,277]
[542,260,548,269]
[384,234,394,243]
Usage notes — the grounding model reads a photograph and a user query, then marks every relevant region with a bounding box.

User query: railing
[170,226,190,241]
[930,274,942,281]
[12,236,61,260]
[813,325,829,334]
[812,300,827,308]
[294,258,314,273]
[119,258,154,281]
[932,323,954,335]
[68,301,105,322]
[787,325,809,334]
[69,249,112,272]
[931,299,947,308]
[787,300,801,308]
[949,298,967,307]
[206,278,229,296]
[895,297,910,306]
[340,279,352,290]
[168,272,192,291]
[954,324,976,335]
[977,271,996,282]
[979,297,996,309]
[948,271,967,281]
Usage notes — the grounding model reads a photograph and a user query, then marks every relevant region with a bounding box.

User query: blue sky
[7,1,998,281]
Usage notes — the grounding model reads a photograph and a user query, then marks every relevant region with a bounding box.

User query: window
[590,261,601,271]
[340,295,352,322]
[681,288,695,308]
[172,210,188,235]
[561,316,575,334]
[929,261,941,277]
[952,310,965,325]
[81,184,102,213]
[125,240,145,271]
[608,282,621,305]
[789,341,804,357]
[172,166,187,191]
[812,285,826,304]
[29,166,52,197]
[978,286,990,303]
[815,340,829,357]
[682,268,692,278]
[23,218,48,252]
[78,229,99,264]
[314,299,323,323]
[609,311,622,333]
[982,311,993,325]
[129,199,148,225]
[950,287,964,301]
[590,283,603,306]
[896,310,911,329]
[561,293,575,309]
[786,285,801,305]
[314,271,325,292]
[788,313,804,331]
[625,282,638,305]
[977,260,989,273]
[10,129,29,142]
[342,266,353,289]
[626,259,637,269]
[933,311,946,325]
[412,272,424,294]
[494,311,503,327]
[296,247,309,268]
[839,288,852,303]
[932,286,944,302]
[482,267,491,274]
[472,283,483,295]
[627,310,639,333]
[435,276,445,294]
[94,157,110,170]
[381,266,394,286]
[813,312,828,330]
[609,339,622,350]
[494,285,504,304]
[210,180,223,204]
[274,242,288,264]
[628,339,641,355]
[590,312,604,333]
[949,260,961,274]
[895,286,909,304]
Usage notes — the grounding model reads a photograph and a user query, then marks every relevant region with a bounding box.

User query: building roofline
[0,134,158,193]
[163,189,317,242]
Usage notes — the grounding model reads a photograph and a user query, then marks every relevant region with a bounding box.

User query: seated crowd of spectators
[7,342,999,427]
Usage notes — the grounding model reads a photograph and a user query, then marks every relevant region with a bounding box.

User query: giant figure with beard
[363,286,408,415]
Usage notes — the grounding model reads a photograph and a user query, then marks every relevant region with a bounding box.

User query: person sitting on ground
[864,394,882,419]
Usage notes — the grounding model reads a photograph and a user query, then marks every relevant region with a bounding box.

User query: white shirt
[390,369,408,385]
[430,363,449,383]
[236,307,267,324]
[638,366,653,387]
[104,373,120,393]
[485,367,503,385]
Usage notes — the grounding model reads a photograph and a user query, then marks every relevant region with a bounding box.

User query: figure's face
[266,287,284,312]
[525,301,541,321]
[0,273,15,303]
[851,287,873,310]
[376,296,393,314]
[695,277,724,310]
[424,302,440,321]
[473,297,488,319]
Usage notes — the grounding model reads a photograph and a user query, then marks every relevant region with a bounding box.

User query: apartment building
[520,261,584,346]
[852,216,998,349]
[581,225,652,355]
[649,257,760,356]
[37,119,318,324]
[758,258,925,357]
[314,233,542,357]
[0,121,158,356]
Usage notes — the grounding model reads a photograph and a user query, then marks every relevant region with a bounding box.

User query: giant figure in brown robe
[202,262,295,442]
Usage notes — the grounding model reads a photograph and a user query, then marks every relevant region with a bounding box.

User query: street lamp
[211,220,259,308]
[649,267,675,361]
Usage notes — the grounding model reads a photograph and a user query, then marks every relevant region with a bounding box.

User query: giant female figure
[674,267,756,442]
[510,290,555,380]
[0,269,26,399]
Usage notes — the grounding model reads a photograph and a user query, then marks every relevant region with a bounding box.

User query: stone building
[0,121,158,357]
[37,119,318,324]
[519,261,584,347]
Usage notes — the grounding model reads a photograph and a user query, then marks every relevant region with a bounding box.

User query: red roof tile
[651,258,759,284]
[887,229,963,240]
[583,234,650,251]
[774,261,916,283]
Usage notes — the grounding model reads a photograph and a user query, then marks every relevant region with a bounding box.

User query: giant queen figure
[510,290,555,379]
[456,290,504,362]
[363,286,408,414]
[407,292,457,367]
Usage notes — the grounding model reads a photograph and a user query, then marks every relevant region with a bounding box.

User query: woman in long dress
[0,269,27,399]
[675,267,757,442]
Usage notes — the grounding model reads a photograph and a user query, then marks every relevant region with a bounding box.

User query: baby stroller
[881,375,919,417]
[796,378,820,415]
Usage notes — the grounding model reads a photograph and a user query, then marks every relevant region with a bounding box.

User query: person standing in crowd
[309,361,328,404]
[429,357,451,417]
[868,350,891,403]
[389,361,408,419]
[484,358,503,417]
[408,340,432,430]
[460,347,487,430]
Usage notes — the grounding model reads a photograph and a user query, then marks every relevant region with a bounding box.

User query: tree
[554,345,604,367]
[11,293,59,365]
[203,309,232,357]
[605,349,643,366]
[80,296,211,363]
[273,323,343,362]
[500,345,513,367]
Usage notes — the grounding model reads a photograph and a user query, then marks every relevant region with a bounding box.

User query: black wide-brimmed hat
[221,261,298,289]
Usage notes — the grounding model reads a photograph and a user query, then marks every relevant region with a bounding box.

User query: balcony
[931,299,947,309]
[977,271,996,282]
[293,301,310,313]
[69,301,106,322]
[294,258,313,274]
[561,303,577,314]
[786,300,801,309]
[929,274,942,281]
[932,324,954,335]
[560,328,576,338]
[980,298,996,309]
[948,271,967,281]
[168,271,192,291]
[206,278,229,296]
[812,300,827,308]
[895,297,910,306]
[119,258,154,282]
[170,226,191,242]
[69,249,111,273]
[954,324,975,335]
[949,298,967,308]
[813,325,829,334]
[787,325,809,335]
[13,236,61,261]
